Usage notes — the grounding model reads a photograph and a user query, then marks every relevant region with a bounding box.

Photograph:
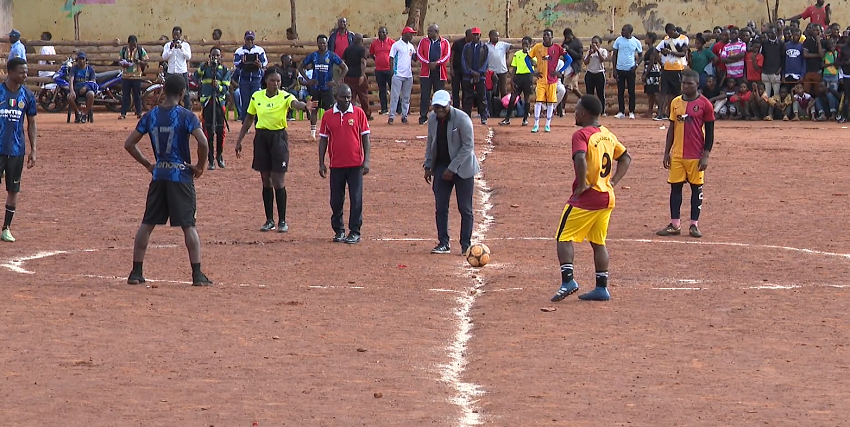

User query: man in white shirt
[388,27,417,125]
[612,24,643,118]
[38,32,57,78]
[162,26,193,108]
[655,23,689,120]
[487,30,512,97]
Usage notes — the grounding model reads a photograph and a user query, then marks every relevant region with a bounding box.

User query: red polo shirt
[369,37,396,71]
[334,32,350,58]
[319,104,370,168]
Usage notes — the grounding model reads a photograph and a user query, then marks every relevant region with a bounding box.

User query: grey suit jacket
[423,107,481,179]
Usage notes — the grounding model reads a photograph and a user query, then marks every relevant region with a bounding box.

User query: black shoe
[208,161,215,170]
[461,246,470,256]
[333,231,346,242]
[388,118,394,125]
[217,157,225,169]
[379,109,387,115]
[522,119,529,126]
[419,117,427,125]
[127,271,145,285]
[344,233,361,244]
[499,119,511,125]
[277,221,289,233]
[481,119,488,125]
[401,117,409,124]
[430,244,451,254]
[260,219,276,232]
[192,272,213,286]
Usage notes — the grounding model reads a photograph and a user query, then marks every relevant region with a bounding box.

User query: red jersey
[745,52,764,81]
[319,104,371,168]
[712,41,727,73]
[529,42,566,84]
[568,126,627,210]
[334,32,350,58]
[369,37,395,72]
[801,5,828,28]
[669,95,715,159]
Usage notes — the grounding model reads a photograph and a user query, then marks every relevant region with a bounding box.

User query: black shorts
[142,180,197,227]
[661,70,682,95]
[513,74,534,97]
[252,129,290,173]
[310,88,335,110]
[0,155,24,193]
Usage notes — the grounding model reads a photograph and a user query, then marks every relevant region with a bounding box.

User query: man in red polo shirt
[319,84,371,244]
[329,17,354,81]
[370,26,395,115]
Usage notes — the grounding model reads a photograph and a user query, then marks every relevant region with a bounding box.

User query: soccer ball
[466,243,491,267]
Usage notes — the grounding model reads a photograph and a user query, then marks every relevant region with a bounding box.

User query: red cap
[471,27,481,35]
[402,27,416,34]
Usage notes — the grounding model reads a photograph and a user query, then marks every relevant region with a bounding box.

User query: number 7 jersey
[568,125,627,210]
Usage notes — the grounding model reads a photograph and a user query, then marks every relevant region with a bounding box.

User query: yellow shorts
[555,205,613,245]
[668,158,704,185]
[536,82,558,104]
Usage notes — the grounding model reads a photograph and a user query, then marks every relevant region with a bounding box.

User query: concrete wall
[11,0,845,42]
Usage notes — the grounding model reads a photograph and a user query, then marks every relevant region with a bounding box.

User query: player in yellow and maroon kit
[528,29,571,133]
[657,69,715,238]
[552,95,632,302]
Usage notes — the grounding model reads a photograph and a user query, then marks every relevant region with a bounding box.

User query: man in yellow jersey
[656,70,715,238]
[552,95,632,302]
[235,68,310,233]
[528,29,571,133]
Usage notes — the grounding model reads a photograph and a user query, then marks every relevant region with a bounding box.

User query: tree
[405,0,428,35]
[288,0,299,40]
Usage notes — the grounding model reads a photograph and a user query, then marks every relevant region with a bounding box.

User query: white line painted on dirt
[440,127,494,427]
[0,249,97,274]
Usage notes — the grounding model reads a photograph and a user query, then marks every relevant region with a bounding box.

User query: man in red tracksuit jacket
[417,24,451,124]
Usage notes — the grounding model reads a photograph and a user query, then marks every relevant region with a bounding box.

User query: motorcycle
[37,58,124,113]
[142,66,200,111]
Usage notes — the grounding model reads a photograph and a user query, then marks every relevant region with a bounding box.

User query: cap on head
[402,27,417,34]
[8,29,20,38]
[471,27,481,35]
[245,31,255,39]
[431,90,451,107]
[76,51,87,59]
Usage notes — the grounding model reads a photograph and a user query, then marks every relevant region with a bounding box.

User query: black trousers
[451,68,464,108]
[168,72,193,109]
[432,164,474,249]
[616,69,637,114]
[420,74,445,119]
[462,77,488,120]
[584,71,606,113]
[375,70,393,112]
[121,78,142,116]
[505,74,533,120]
[202,99,226,162]
[330,166,363,235]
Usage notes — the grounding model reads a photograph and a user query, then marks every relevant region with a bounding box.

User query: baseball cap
[471,27,481,35]
[431,90,451,107]
[8,29,21,38]
[402,27,416,35]
[244,31,255,39]
[76,51,87,59]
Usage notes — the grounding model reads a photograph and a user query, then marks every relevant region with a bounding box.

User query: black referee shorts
[310,88,335,110]
[252,129,290,173]
[0,155,24,193]
[513,74,534,97]
[142,180,197,227]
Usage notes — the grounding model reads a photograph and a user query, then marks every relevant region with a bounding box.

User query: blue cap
[76,51,87,59]
[9,29,21,38]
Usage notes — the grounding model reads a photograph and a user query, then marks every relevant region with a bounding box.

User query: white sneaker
[629,113,635,119]
[614,112,625,119]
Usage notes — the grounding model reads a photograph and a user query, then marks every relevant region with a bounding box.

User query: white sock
[310,125,316,138]
[534,103,542,125]
[546,104,555,126]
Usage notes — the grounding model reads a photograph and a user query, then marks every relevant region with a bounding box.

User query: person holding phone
[162,26,192,109]
[234,31,268,122]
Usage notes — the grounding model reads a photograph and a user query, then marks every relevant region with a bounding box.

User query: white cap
[431,90,451,107]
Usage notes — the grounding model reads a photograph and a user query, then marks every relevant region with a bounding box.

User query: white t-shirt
[38,45,56,77]
[486,41,512,74]
[584,47,609,74]
[389,40,416,78]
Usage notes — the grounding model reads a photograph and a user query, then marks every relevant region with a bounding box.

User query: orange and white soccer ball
[466,243,491,267]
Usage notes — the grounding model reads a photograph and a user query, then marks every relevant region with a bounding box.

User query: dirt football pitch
[1,110,849,426]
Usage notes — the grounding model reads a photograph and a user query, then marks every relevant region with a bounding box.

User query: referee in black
[235,68,310,232]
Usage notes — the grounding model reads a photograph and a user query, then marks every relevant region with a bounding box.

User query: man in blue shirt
[7,30,25,61]
[67,52,97,123]
[299,34,349,139]
[233,31,268,122]
[0,58,38,243]
[461,27,490,125]
[612,24,643,119]
[123,74,212,286]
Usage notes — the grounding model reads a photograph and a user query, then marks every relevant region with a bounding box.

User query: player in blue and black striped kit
[123,74,213,286]
[0,58,38,243]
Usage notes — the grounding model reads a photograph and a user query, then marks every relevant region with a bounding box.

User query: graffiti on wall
[628,0,664,33]
[536,0,600,27]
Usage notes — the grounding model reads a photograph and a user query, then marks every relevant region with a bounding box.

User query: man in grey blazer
[423,90,481,255]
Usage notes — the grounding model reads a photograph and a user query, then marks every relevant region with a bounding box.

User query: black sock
[596,271,608,288]
[216,132,224,159]
[262,188,274,221]
[670,183,684,223]
[690,184,703,222]
[3,205,15,229]
[132,261,143,274]
[275,187,287,223]
[191,262,202,275]
[560,263,574,283]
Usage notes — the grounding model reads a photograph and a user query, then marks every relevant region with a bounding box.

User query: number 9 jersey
[568,125,627,210]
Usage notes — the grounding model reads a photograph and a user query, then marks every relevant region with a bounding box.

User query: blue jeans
[823,74,840,91]
[239,79,261,121]
[815,93,839,116]
[121,78,142,116]
[432,164,474,249]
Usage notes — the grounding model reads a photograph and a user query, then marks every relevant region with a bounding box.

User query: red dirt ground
[1,108,849,426]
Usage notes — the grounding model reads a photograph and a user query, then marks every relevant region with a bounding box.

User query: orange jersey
[529,42,565,84]
[568,126,627,210]
[669,95,715,159]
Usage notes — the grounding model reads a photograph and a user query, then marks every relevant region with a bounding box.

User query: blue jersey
[70,65,95,90]
[302,51,343,90]
[135,105,201,183]
[0,83,37,157]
